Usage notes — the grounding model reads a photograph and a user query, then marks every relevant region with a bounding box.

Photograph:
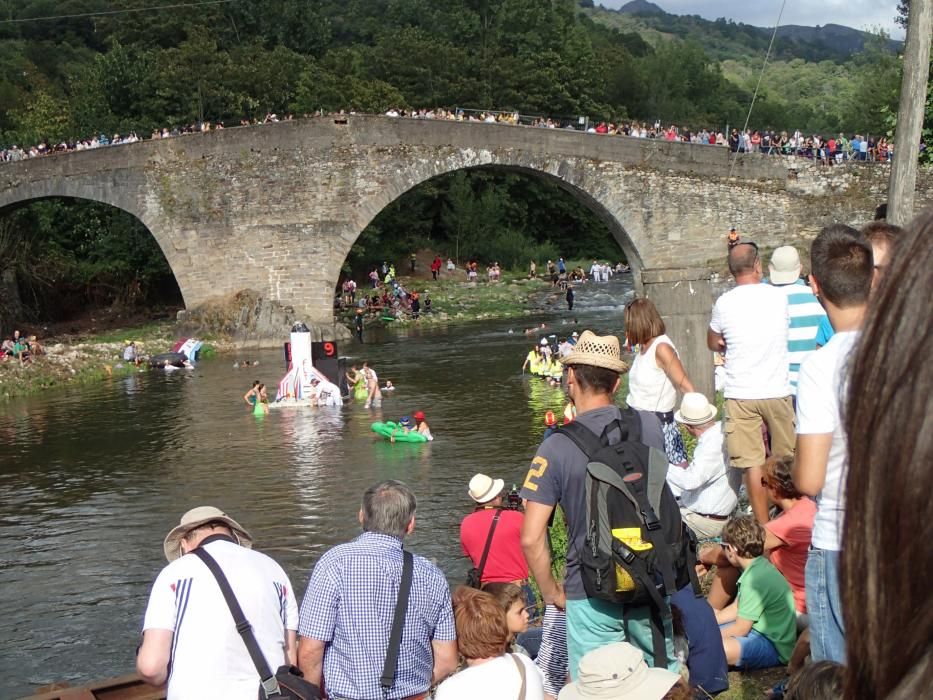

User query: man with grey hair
[297,480,457,699]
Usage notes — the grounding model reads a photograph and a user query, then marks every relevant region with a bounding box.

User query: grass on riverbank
[0,320,218,403]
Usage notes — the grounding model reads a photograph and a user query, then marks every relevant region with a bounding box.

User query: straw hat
[560,330,628,374]
[163,506,253,562]
[769,246,802,285]
[674,392,718,426]
[558,642,680,700]
[468,473,505,504]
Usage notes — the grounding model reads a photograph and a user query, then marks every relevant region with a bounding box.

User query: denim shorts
[733,628,781,670]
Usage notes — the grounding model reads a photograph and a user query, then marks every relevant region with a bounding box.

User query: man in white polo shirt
[708,242,794,524]
[792,225,872,664]
[136,507,299,699]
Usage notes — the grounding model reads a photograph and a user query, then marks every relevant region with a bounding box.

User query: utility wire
[728,0,788,181]
[0,0,242,24]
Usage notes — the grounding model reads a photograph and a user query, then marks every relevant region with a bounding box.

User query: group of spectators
[0,328,41,365]
[3,106,909,166]
[133,205,928,700]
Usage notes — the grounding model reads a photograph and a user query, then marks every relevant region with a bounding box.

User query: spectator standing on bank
[793,225,872,664]
[708,242,795,524]
[297,480,458,699]
[766,246,827,395]
[520,331,670,677]
[461,474,532,609]
[624,298,695,466]
[136,507,299,699]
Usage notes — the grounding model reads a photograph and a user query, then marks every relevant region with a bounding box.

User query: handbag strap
[476,509,503,583]
[510,654,527,700]
[381,549,414,697]
[191,548,281,698]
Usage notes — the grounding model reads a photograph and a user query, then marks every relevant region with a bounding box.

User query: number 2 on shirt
[523,456,548,491]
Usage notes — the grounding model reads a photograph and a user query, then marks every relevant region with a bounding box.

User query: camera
[505,487,524,512]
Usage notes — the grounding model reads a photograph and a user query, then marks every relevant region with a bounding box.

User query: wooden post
[888,0,933,226]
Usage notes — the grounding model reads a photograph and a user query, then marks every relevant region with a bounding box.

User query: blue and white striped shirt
[298,532,456,699]
[772,279,827,393]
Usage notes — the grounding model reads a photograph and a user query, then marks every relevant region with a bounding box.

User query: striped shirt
[299,532,456,700]
[771,280,827,393]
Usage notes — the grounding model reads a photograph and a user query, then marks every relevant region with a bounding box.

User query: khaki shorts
[723,397,795,469]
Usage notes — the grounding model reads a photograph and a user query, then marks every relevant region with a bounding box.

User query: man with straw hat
[136,507,299,698]
[519,331,672,679]
[670,393,739,539]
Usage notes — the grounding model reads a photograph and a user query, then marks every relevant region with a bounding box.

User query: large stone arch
[337,153,649,288]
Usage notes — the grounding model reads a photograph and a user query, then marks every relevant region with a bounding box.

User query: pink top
[766,497,817,613]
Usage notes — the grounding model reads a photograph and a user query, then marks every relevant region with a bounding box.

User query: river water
[0,277,633,698]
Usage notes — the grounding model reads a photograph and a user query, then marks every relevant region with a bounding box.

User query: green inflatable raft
[371,421,428,443]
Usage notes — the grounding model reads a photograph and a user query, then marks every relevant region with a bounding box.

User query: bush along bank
[0,321,216,402]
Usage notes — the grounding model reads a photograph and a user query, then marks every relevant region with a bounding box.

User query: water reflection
[0,276,633,697]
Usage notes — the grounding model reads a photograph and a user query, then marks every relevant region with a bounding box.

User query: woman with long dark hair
[842,210,932,698]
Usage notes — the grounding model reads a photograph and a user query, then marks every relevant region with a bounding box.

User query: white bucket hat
[560,330,629,374]
[674,392,718,426]
[468,473,505,504]
[558,642,680,700]
[769,245,802,285]
[163,506,253,562]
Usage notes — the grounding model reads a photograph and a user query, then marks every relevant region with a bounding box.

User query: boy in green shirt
[716,515,797,669]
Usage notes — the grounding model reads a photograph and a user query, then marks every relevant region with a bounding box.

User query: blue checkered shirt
[299,532,456,699]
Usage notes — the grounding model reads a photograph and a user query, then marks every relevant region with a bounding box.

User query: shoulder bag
[381,549,414,699]
[465,508,502,588]
[192,548,322,700]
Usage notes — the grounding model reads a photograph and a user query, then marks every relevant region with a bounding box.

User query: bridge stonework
[2,116,930,395]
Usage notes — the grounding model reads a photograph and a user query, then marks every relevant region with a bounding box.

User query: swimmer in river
[253,383,269,415]
[244,380,260,407]
[384,380,395,391]
[413,410,433,441]
[362,362,382,408]
[524,323,547,335]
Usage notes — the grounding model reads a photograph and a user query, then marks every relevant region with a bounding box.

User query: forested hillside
[0,0,916,325]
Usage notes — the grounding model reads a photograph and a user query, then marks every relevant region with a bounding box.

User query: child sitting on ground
[717,515,797,671]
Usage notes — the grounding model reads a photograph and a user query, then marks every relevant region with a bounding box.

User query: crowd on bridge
[132,203,929,700]
[0,105,908,167]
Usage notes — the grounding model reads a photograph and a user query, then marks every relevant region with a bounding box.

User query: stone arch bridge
[1,115,926,395]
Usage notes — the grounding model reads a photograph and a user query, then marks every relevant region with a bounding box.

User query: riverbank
[0,320,221,403]
[337,272,553,328]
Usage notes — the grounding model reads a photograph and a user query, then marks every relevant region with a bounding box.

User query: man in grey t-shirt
[520,331,669,680]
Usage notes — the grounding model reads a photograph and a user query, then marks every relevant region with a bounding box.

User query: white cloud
[597,0,904,39]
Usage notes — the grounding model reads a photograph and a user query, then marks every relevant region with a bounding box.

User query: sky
[598,1,905,39]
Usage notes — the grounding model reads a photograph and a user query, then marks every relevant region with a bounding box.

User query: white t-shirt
[435,653,544,700]
[709,283,791,399]
[142,538,298,700]
[626,334,678,412]
[795,330,859,551]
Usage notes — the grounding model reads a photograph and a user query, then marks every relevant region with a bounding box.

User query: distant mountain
[591,2,901,63]
[617,0,665,15]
